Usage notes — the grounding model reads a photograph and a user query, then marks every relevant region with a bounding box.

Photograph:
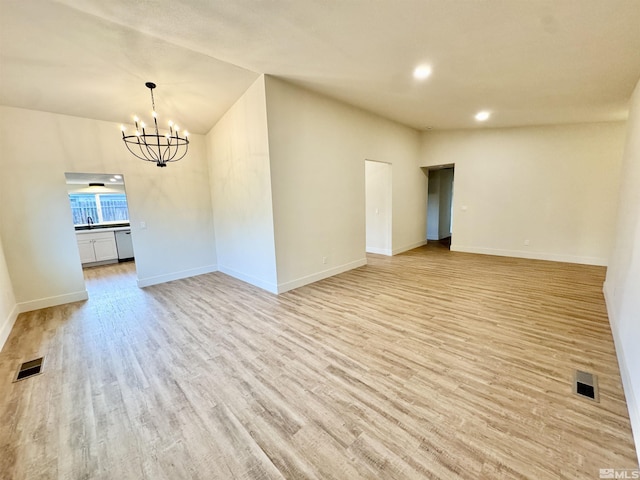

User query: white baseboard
[277,258,367,293]
[392,240,427,256]
[217,266,278,294]
[17,290,88,313]
[137,265,217,288]
[0,303,19,353]
[450,245,607,266]
[2,290,89,351]
[603,282,640,463]
[366,246,392,256]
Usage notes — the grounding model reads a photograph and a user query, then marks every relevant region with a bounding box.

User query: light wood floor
[0,246,637,479]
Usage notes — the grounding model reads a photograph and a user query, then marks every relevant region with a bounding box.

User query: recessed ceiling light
[413,65,432,80]
[475,111,491,122]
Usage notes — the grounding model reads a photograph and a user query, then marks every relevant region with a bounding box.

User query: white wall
[427,172,440,240]
[0,106,217,308]
[420,123,626,265]
[0,235,18,352]
[427,168,454,241]
[438,168,454,240]
[365,160,392,255]
[264,76,426,292]
[206,76,278,293]
[604,77,640,458]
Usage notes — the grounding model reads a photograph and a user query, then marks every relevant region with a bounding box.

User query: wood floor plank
[0,246,637,479]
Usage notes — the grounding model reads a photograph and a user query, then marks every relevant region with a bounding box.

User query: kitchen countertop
[75,226,131,234]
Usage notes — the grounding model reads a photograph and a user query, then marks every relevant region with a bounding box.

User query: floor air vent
[574,370,599,402]
[14,357,44,382]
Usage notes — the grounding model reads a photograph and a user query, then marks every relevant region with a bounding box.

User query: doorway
[365,160,392,255]
[64,172,137,294]
[426,166,454,248]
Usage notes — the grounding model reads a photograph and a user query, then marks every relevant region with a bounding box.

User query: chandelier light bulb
[168,121,173,127]
[135,130,140,137]
[120,125,126,132]
[184,131,189,137]
[133,116,139,123]
[152,111,157,118]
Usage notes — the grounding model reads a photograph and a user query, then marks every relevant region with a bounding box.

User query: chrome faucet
[87,216,94,229]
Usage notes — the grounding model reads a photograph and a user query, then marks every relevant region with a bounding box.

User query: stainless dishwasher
[114,230,134,261]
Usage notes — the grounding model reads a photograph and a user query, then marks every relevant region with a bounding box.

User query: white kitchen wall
[206,76,278,293]
[604,77,640,457]
[264,76,426,291]
[420,122,626,265]
[0,105,217,307]
[0,235,18,352]
[365,160,392,255]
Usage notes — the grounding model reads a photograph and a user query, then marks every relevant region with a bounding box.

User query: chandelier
[121,82,189,167]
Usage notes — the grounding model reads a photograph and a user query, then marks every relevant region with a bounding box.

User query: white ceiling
[2,0,640,133]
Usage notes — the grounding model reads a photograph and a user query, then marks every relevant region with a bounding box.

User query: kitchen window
[69,193,129,226]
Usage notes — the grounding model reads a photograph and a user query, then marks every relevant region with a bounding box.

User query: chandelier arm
[135,134,156,162]
[139,140,153,161]
[158,141,168,162]
[125,134,189,162]
[160,137,169,162]
[159,143,170,163]
[177,140,189,159]
[142,146,159,162]
[124,138,156,162]
[140,137,160,162]
[161,137,188,162]
[167,143,179,162]
[165,142,178,162]
[168,142,189,162]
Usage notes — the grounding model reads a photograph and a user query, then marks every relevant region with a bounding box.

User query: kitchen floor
[83,261,137,298]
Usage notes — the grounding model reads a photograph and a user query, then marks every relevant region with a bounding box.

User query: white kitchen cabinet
[77,238,98,264]
[76,231,118,264]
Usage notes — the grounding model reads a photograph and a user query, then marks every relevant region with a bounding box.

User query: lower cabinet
[77,239,98,264]
[76,231,118,264]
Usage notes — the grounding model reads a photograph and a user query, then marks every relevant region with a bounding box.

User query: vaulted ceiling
[2,0,640,134]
